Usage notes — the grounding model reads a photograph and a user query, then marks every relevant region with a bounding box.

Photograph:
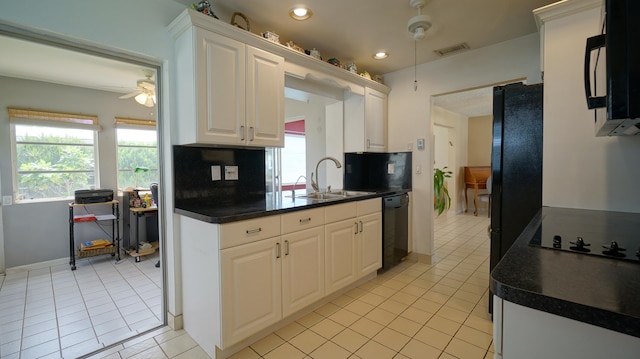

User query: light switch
[211,165,221,181]
[225,166,239,180]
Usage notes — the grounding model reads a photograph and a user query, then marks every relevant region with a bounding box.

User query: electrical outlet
[387,162,395,174]
[211,165,221,181]
[2,195,12,206]
[224,166,239,180]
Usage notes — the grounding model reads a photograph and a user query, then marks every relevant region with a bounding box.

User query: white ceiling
[0,0,556,116]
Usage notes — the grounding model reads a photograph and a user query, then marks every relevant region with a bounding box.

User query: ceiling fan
[119,69,156,107]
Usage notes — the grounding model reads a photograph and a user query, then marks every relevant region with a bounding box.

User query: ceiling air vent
[434,42,470,57]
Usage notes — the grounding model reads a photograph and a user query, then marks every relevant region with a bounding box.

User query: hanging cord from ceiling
[408,0,431,91]
[414,40,418,91]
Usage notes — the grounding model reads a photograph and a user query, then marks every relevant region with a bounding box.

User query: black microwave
[585,0,640,136]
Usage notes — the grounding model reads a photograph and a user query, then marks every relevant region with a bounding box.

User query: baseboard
[5,257,68,274]
[168,312,183,330]
[407,252,433,265]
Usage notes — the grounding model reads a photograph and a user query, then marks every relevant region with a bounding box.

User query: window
[115,118,158,190]
[9,108,99,202]
[281,120,306,191]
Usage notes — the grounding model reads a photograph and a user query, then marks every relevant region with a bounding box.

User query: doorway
[0,29,166,358]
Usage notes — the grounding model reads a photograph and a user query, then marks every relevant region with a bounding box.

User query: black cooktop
[529,207,640,263]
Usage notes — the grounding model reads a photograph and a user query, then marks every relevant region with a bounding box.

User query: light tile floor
[1,211,493,359]
[0,252,163,359]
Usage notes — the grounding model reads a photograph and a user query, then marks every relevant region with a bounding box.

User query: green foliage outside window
[16,129,95,200]
[116,129,158,190]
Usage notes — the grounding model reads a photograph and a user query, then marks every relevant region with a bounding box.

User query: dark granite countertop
[174,189,410,224]
[490,206,640,338]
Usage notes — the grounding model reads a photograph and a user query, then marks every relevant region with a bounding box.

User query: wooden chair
[464,166,490,216]
[477,176,491,217]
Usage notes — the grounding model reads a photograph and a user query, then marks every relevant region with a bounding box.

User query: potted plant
[434,166,452,216]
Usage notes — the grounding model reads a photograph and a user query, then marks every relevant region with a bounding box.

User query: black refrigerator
[489,83,543,311]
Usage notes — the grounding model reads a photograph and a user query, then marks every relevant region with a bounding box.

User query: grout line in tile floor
[1,211,492,359]
[0,252,163,359]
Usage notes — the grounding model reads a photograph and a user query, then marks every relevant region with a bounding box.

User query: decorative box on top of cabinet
[171,24,284,147]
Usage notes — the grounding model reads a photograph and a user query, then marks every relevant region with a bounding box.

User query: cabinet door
[357,212,382,277]
[325,219,357,295]
[282,227,324,317]
[364,87,387,152]
[246,46,284,147]
[198,30,246,145]
[220,237,281,347]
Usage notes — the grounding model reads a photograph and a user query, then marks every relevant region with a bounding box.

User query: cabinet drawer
[281,208,324,234]
[357,198,381,216]
[220,216,281,249]
[325,202,357,224]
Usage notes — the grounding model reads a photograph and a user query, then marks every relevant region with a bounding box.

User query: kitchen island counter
[175,189,409,224]
[490,206,640,339]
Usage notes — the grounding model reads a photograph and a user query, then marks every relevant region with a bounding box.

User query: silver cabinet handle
[276,242,281,259]
[354,222,359,235]
[246,227,262,234]
[359,221,363,233]
[240,125,245,141]
[299,217,311,224]
[285,240,289,256]
[249,126,255,141]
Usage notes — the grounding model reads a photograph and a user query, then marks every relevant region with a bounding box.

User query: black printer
[74,189,114,204]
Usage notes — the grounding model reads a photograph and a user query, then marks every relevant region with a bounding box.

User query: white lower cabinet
[220,237,282,348]
[325,218,358,295]
[180,198,382,358]
[325,198,382,295]
[493,296,640,359]
[357,211,382,276]
[282,226,324,316]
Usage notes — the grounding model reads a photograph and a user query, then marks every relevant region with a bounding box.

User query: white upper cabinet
[364,87,388,152]
[172,23,284,147]
[344,87,388,153]
[246,46,284,146]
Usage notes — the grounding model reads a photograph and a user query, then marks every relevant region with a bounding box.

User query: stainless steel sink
[290,190,375,201]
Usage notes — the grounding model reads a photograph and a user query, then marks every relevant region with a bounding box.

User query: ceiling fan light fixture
[135,92,155,107]
[289,7,312,20]
[408,14,431,40]
[373,52,389,60]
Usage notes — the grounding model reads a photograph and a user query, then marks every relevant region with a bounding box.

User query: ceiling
[210,0,556,75]
[0,0,556,116]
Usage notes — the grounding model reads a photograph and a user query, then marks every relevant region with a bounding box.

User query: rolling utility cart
[68,200,120,270]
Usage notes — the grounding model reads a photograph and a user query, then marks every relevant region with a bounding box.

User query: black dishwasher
[380,193,409,272]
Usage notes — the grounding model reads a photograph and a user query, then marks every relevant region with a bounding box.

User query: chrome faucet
[311,157,342,192]
[291,175,307,198]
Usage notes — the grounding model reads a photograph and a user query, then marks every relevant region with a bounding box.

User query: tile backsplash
[173,146,265,207]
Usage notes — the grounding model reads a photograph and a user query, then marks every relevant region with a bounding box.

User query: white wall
[433,106,469,214]
[468,115,492,166]
[542,6,640,213]
[384,33,541,257]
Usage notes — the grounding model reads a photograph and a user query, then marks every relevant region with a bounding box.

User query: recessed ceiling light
[289,7,313,20]
[373,52,389,60]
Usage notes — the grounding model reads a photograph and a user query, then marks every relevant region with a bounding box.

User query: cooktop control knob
[602,241,626,257]
[570,237,591,252]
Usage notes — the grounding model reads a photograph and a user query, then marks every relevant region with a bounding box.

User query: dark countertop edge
[174,189,411,224]
[490,208,640,338]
